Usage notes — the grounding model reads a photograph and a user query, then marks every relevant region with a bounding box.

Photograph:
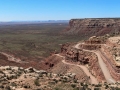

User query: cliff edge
[63,18,120,37]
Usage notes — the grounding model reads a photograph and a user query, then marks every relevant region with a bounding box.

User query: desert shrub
[71,84,76,88]
[0,70,4,74]
[36,89,42,90]
[73,87,79,90]
[39,74,43,77]
[24,85,28,88]
[34,79,40,86]
[62,77,68,82]
[0,85,4,88]
[80,82,83,86]
[84,83,88,87]
[115,87,120,90]
[94,88,101,90]
[7,75,17,80]
[54,87,61,90]
[23,85,30,88]
[24,75,27,78]
[53,79,58,83]
[49,73,53,78]
[95,84,102,87]
[105,85,109,89]
[87,88,91,90]
[55,88,59,90]
[73,79,77,83]
[48,81,56,85]
[11,82,17,87]
[5,86,11,90]
[92,84,95,86]
[6,67,11,70]
[79,86,88,90]
[17,71,22,76]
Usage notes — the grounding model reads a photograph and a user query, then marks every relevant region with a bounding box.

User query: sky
[0,0,120,21]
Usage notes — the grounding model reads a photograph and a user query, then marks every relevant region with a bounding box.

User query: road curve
[74,43,116,83]
[56,54,98,84]
[0,52,28,63]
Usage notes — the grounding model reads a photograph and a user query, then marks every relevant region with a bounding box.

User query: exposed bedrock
[61,43,105,82]
[63,18,120,37]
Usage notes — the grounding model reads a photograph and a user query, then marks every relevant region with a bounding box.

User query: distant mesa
[0,20,69,25]
[62,18,120,37]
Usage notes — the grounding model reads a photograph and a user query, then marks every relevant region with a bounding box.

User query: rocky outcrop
[81,36,107,50]
[0,66,81,90]
[0,66,118,90]
[63,18,120,37]
[100,37,120,81]
[61,43,105,82]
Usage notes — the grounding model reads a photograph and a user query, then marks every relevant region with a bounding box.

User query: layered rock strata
[63,18,120,37]
[61,43,105,82]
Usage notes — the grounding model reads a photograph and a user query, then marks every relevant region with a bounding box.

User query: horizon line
[0,20,69,22]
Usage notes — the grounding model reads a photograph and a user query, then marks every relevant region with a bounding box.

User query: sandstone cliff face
[63,18,120,37]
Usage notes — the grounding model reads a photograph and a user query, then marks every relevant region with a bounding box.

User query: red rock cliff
[63,18,120,37]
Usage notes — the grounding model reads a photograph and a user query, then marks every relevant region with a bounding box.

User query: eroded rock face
[81,36,107,50]
[100,36,120,81]
[61,43,105,82]
[63,18,120,36]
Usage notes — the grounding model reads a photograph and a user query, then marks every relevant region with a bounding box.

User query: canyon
[0,35,120,90]
[60,35,120,83]
[0,19,120,89]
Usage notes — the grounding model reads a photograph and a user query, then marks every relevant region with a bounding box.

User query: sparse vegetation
[0,23,81,59]
[0,22,120,90]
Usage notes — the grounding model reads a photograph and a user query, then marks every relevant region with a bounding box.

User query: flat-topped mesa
[64,18,120,36]
[70,18,120,27]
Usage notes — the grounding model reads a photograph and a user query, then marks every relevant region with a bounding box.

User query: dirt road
[74,43,116,83]
[0,52,28,63]
[56,54,98,84]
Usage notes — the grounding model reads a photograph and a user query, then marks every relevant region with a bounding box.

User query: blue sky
[0,0,120,21]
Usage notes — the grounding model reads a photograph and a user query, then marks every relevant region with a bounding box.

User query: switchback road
[56,54,98,84]
[74,43,116,83]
